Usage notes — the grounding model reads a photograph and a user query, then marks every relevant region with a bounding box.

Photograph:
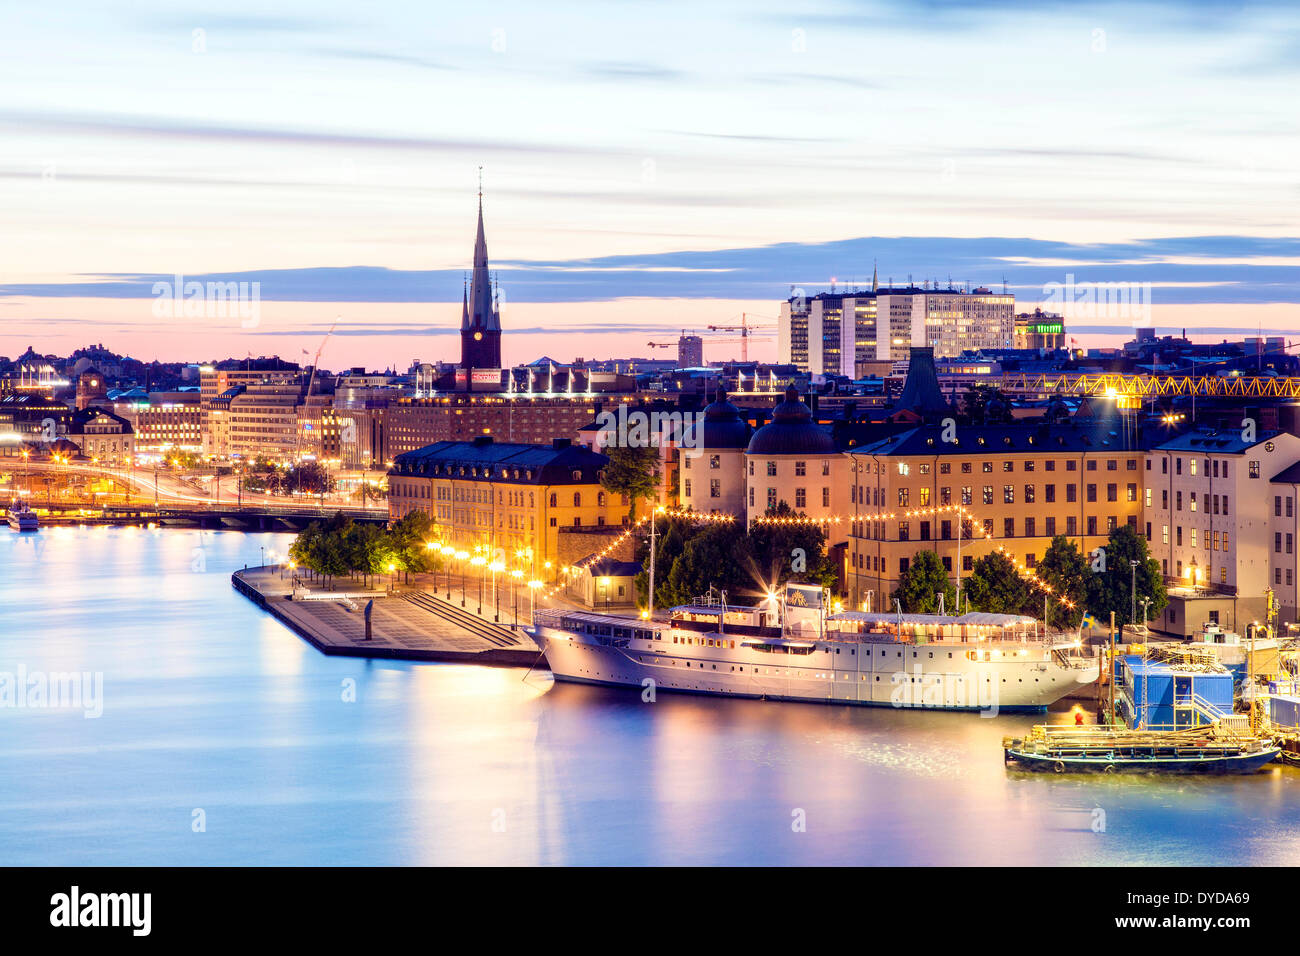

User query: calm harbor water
[1,526,1297,866]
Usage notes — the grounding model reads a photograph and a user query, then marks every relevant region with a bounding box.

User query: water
[1,526,1297,865]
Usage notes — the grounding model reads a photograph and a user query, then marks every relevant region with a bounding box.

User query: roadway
[5,459,387,514]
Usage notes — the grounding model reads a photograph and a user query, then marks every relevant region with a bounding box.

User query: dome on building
[746,386,837,456]
[685,391,753,449]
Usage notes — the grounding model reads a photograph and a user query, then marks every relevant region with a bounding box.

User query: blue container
[1269,695,1300,730]
[1119,656,1235,730]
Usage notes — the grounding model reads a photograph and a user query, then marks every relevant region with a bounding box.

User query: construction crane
[706,312,777,363]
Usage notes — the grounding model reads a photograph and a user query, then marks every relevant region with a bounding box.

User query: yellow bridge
[995,372,1300,403]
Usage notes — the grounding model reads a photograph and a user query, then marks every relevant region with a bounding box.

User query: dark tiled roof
[1154,429,1281,454]
[579,555,642,577]
[850,418,1150,458]
[390,438,608,485]
[1271,462,1300,485]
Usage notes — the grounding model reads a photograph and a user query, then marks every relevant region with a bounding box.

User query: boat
[1003,725,1279,774]
[529,583,1099,712]
[6,500,38,532]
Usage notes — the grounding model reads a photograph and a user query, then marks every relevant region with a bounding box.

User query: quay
[233,566,541,667]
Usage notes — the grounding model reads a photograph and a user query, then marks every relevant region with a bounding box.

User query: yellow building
[387,436,631,573]
[846,421,1144,610]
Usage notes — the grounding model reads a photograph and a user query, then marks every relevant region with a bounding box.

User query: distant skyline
[2,0,1297,367]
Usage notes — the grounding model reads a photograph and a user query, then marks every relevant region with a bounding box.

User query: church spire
[872,259,878,293]
[460,274,469,331]
[467,178,499,333]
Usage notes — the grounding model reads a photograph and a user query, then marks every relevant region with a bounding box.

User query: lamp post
[510,568,522,629]
[426,541,438,593]
[456,551,469,606]
[600,575,611,613]
[388,562,397,594]
[1129,559,1139,630]
[490,560,504,622]
[527,579,542,623]
[471,555,486,615]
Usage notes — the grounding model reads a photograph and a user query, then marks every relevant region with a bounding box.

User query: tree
[1087,523,1168,628]
[601,444,659,519]
[658,521,752,608]
[1035,534,1090,628]
[964,551,1033,615]
[747,501,836,591]
[892,549,955,614]
[386,510,441,583]
[960,384,1013,425]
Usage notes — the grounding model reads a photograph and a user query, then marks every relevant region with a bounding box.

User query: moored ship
[6,500,38,532]
[530,584,1098,712]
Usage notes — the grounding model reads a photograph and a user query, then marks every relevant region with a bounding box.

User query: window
[898,488,910,507]
[709,454,720,470]
[710,479,721,499]
[899,521,910,541]
[1066,484,1077,503]
[1004,485,1015,504]
[1107,483,1117,502]
[767,488,777,509]
[919,487,931,507]
[982,462,993,473]
[1127,483,1137,502]
[1003,517,1015,537]
[1024,484,1035,503]
[766,461,777,477]
[1250,461,1260,479]
[1087,516,1097,535]
[961,486,972,505]
[1045,516,1056,536]
[1086,483,1097,503]
[822,487,830,507]
[549,493,557,507]
[573,492,581,507]
[1025,517,1036,537]
[1003,461,1014,473]
[1045,484,1055,503]
[795,488,806,508]
[983,485,994,505]
[795,461,806,476]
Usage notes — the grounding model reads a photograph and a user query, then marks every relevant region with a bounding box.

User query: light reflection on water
[0,527,1297,865]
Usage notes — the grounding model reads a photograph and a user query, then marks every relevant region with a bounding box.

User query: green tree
[891,549,956,614]
[1087,523,1168,628]
[1035,535,1091,628]
[747,501,836,591]
[964,550,1033,615]
[658,521,752,608]
[600,444,659,519]
[386,510,441,583]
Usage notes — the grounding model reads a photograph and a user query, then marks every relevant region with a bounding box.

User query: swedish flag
[1081,611,1096,629]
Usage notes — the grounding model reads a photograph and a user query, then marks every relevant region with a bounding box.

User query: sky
[1,0,1297,369]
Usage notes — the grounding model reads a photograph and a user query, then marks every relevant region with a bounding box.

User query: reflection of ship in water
[530,583,1098,712]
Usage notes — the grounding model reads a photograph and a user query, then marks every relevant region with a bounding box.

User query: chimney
[552,437,572,450]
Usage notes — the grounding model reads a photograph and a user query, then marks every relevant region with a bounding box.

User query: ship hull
[533,627,1096,713]
[1005,748,1280,774]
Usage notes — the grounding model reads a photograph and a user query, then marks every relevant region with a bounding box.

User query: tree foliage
[964,550,1034,615]
[287,510,442,588]
[892,549,955,614]
[600,444,659,519]
[1035,534,1091,628]
[632,502,836,611]
[1087,523,1168,628]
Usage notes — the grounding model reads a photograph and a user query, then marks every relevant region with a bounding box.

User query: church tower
[460,188,502,374]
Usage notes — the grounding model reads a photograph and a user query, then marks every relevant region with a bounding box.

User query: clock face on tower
[474,332,482,341]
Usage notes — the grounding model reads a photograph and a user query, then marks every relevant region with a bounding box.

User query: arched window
[549,493,557,507]
[597,492,606,507]
[573,492,581,507]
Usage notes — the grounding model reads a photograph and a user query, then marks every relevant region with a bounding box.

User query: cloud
[3,235,1299,305]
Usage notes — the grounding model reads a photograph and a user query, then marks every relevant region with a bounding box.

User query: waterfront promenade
[233,566,541,666]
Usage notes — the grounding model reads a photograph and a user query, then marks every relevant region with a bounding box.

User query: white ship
[6,500,38,532]
[530,584,1099,713]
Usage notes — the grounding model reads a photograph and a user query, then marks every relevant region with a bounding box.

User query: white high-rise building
[779,282,1015,373]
